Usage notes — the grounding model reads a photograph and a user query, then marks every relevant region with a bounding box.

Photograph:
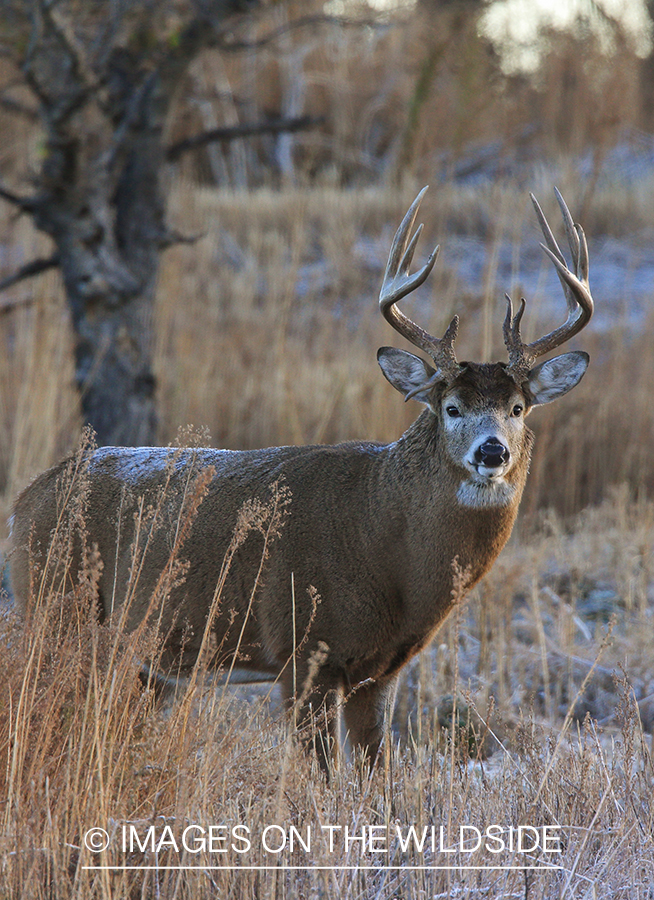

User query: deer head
[377,187,592,506]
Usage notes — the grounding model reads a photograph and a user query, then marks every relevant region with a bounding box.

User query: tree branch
[159,228,206,250]
[0,182,39,213]
[104,69,159,172]
[46,1,99,92]
[166,114,323,161]
[0,87,39,121]
[0,254,60,292]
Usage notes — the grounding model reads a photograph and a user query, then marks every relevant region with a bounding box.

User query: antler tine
[505,190,594,381]
[532,188,584,317]
[503,294,526,373]
[380,187,460,378]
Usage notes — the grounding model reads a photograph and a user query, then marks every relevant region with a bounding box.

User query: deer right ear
[377,347,442,406]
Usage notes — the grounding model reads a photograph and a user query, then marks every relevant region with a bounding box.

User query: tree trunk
[4,2,320,444]
[8,2,254,446]
[23,38,172,446]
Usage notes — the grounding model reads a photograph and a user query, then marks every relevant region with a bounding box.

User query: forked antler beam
[381,187,593,386]
[504,188,594,381]
[379,187,461,381]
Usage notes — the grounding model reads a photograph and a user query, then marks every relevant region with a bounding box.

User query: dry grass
[0,449,652,898]
[0,6,653,896]
[5,178,650,513]
[171,1,648,187]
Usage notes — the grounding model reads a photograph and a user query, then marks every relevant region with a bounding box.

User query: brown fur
[10,362,540,773]
[10,187,593,775]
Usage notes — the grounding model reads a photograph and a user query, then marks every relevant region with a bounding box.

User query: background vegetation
[0,1,653,896]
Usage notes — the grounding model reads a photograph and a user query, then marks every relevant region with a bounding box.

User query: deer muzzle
[469,437,511,480]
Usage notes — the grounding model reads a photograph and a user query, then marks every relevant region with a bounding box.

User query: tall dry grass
[3,179,653,517]
[0,6,653,894]
[0,178,653,896]
[166,1,648,188]
[0,437,652,898]
[140,180,654,518]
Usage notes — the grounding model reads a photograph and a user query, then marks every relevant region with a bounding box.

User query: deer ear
[377,347,442,406]
[527,351,589,406]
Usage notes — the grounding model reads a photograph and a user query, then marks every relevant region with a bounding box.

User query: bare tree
[0,0,316,446]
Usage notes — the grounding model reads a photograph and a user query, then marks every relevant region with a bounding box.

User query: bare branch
[166,114,323,161]
[104,70,159,172]
[21,0,93,127]
[159,229,205,250]
[0,183,39,213]
[0,85,39,120]
[0,254,60,292]
[46,2,99,91]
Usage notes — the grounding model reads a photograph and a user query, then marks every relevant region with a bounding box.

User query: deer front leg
[281,662,342,778]
[343,676,398,768]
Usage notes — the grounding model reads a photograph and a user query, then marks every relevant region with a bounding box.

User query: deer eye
[511,404,523,417]
[446,405,462,419]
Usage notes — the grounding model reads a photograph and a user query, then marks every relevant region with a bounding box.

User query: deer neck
[377,410,532,608]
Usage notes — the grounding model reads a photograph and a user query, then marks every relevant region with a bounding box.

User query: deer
[9,187,593,775]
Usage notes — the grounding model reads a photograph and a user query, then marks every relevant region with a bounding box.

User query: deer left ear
[527,351,589,405]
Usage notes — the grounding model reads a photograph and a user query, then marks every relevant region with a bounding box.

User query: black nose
[474,438,509,469]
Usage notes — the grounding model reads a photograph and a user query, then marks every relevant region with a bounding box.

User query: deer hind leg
[281,661,342,778]
[342,676,398,768]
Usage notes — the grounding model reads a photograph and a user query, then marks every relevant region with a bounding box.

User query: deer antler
[380,187,461,381]
[504,188,593,382]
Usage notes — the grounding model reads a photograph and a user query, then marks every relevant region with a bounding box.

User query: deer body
[11,401,526,670]
[10,189,593,773]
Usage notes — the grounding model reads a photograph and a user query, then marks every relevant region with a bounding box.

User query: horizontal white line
[83,865,562,872]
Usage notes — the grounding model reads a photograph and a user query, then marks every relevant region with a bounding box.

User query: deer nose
[474,438,509,469]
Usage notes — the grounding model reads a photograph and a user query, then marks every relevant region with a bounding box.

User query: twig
[166,114,323,161]
[158,229,205,250]
[0,93,39,121]
[0,183,38,213]
[0,255,60,292]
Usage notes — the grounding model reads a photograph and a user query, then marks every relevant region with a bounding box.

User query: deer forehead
[440,363,527,412]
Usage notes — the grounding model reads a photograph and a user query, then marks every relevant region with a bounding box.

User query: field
[0,3,654,898]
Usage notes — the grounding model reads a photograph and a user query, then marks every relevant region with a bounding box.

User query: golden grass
[2,177,654,519]
[1,106,654,900]
[0,453,652,898]
[158,179,654,521]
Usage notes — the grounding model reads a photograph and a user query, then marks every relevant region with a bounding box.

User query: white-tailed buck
[10,188,593,774]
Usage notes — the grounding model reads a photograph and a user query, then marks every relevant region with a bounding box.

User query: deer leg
[342,676,398,767]
[281,662,341,777]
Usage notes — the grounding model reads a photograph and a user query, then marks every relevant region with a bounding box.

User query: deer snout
[474,438,510,471]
